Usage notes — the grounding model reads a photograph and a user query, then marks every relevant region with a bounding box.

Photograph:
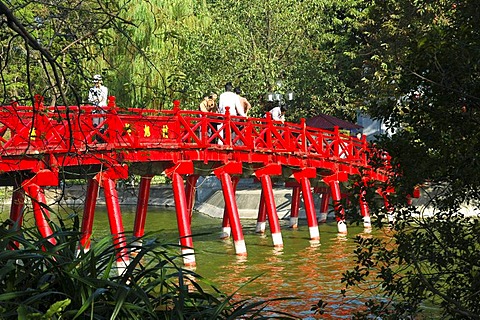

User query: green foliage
[341,2,480,318]
[0,218,297,319]
[105,0,211,110]
[357,0,480,204]
[1,0,369,121]
[342,210,480,319]
[0,0,123,105]
[178,0,369,121]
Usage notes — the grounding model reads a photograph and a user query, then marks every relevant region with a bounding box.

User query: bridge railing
[0,96,370,168]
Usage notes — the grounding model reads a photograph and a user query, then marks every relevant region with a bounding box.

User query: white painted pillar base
[387,214,395,224]
[318,212,328,223]
[271,232,284,247]
[219,226,231,239]
[182,248,196,267]
[337,220,348,234]
[76,247,90,258]
[289,217,298,229]
[116,259,129,276]
[255,221,266,233]
[363,216,371,229]
[130,239,143,257]
[234,239,247,256]
[309,226,320,241]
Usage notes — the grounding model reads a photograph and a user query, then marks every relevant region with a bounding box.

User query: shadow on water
[2,205,386,319]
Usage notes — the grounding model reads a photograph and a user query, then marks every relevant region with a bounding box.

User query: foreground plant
[0,220,297,319]
[341,205,480,319]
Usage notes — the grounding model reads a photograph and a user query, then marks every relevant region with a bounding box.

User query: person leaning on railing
[199,92,217,113]
[269,105,286,123]
[217,82,246,145]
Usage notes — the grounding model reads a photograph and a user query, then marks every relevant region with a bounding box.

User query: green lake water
[0,203,440,319]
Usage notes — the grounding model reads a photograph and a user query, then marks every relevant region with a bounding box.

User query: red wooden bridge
[1,95,391,273]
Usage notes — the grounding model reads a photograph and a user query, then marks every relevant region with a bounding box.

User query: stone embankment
[13,178,480,220]
[37,177,325,220]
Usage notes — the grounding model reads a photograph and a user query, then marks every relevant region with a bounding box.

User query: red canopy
[306,113,362,131]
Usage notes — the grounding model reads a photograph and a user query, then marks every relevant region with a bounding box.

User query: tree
[0,0,127,106]
[342,0,480,318]
[178,0,368,121]
[104,0,211,109]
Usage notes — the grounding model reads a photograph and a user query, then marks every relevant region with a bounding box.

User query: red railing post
[361,134,368,165]
[333,126,340,158]
[225,106,231,146]
[172,100,181,141]
[266,112,273,149]
[245,117,254,149]
[300,118,307,152]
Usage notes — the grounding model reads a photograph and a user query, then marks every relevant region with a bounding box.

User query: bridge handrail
[0,97,375,171]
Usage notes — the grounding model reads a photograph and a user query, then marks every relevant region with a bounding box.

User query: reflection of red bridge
[1,95,390,272]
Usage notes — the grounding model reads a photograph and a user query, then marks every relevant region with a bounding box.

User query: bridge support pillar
[8,186,25,249]
[289,186,301,229]
[299,177,319,242]
[25,183,57,246]
[259,175,283,247]
[378,187,395,224]
[255,190,267,234]
[359,182,371,229]
[171,172,196,266]
[316,187,330,223]
[285,181,301,229]
[79,178,100,252]
[186,175,199,223]
[10,187,25,226]
[165,161,196,267]
[132,175,153,249]
[220,176,239,239]
[328,179,348,234]
[255,164,284,247]
[103,177,130,275]
[214,162,246,256]
[294,168,320,242]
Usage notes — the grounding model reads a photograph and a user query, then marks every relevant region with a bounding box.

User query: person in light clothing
[269,105,286,123]
[88,74,108,128]
[234,86,251,116]
[218,82,245,116]
[217,82,245,144]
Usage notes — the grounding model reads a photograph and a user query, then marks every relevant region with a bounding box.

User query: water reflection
[0,206,387,318]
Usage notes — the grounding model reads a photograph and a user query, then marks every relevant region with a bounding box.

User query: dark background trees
[343,0,480,318]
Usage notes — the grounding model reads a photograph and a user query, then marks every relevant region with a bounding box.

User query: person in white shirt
[217,82,245,116]
[269,105,286,123]
[88,74,108,128]
[217,82,245,145]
